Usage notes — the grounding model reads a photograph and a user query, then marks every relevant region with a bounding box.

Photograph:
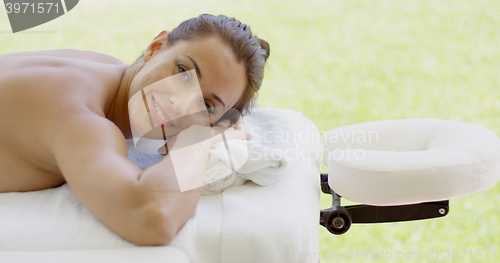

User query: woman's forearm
[131,125,246,245]
[134,142,210,245]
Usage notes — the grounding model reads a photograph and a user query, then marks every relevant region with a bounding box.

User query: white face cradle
[321,119,500,206]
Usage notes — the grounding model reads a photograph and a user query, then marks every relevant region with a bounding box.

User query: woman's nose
[170,90,204,117]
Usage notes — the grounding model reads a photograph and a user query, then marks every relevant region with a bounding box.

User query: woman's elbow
[152,218,177,246]
[130,206,177,246]
[137,230,175,247]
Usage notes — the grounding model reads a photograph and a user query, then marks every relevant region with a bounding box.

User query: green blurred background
[1,0,499,262]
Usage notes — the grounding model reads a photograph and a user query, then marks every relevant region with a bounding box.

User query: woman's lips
[154,96,175,124]
[148,95,175,127]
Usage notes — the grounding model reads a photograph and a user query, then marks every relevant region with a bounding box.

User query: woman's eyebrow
[212,93,226,109]
[184,55,202,80]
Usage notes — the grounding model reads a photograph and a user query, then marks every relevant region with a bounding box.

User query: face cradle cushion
[321,119,500,206]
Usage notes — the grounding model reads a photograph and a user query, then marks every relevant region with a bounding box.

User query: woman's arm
[49,110,247,246]
[50,112,173,245]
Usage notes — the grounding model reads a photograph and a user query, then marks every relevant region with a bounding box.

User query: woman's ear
[143,30,171,63]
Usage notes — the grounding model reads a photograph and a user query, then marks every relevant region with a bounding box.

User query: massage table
[1,109,500,263]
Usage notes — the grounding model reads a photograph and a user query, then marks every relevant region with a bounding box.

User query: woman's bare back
[0,50,126,192]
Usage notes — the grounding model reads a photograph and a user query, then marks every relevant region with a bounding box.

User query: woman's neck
[106,62,143,139]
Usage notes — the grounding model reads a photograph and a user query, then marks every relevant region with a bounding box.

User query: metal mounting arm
[319,173,449,235]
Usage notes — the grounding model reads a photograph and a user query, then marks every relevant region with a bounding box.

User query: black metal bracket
[319,173,449,235]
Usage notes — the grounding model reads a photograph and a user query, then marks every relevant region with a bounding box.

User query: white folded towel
[202,108,301,194]
[128,108,301,195]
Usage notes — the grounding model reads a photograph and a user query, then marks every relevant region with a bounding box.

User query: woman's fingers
[206,125,245,141]
[232,116,245,130]
[163,119,252,155]
[225,126,253,141]
[216,119,230,128]
[233,116,251,139]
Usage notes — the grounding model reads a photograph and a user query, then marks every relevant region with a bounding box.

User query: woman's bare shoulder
[0,50,126,123]
[0,52,126,162]
[0,49,125,65]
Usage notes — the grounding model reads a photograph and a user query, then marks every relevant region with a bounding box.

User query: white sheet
[1,247,189,263]
[0,108,320,263]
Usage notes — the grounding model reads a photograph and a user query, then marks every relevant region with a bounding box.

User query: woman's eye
[205,101,215,115]
[177,65,190,82]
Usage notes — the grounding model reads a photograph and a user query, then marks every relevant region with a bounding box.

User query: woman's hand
[159,116,251,155]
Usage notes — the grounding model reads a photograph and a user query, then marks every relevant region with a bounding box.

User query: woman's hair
[136,14,270,114]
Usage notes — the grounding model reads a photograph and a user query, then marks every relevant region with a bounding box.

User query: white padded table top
[322,119,500,205]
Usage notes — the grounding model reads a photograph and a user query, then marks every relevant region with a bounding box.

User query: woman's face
[128,35,247,141]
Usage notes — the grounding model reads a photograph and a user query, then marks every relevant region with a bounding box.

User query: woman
[0,14,270,246]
